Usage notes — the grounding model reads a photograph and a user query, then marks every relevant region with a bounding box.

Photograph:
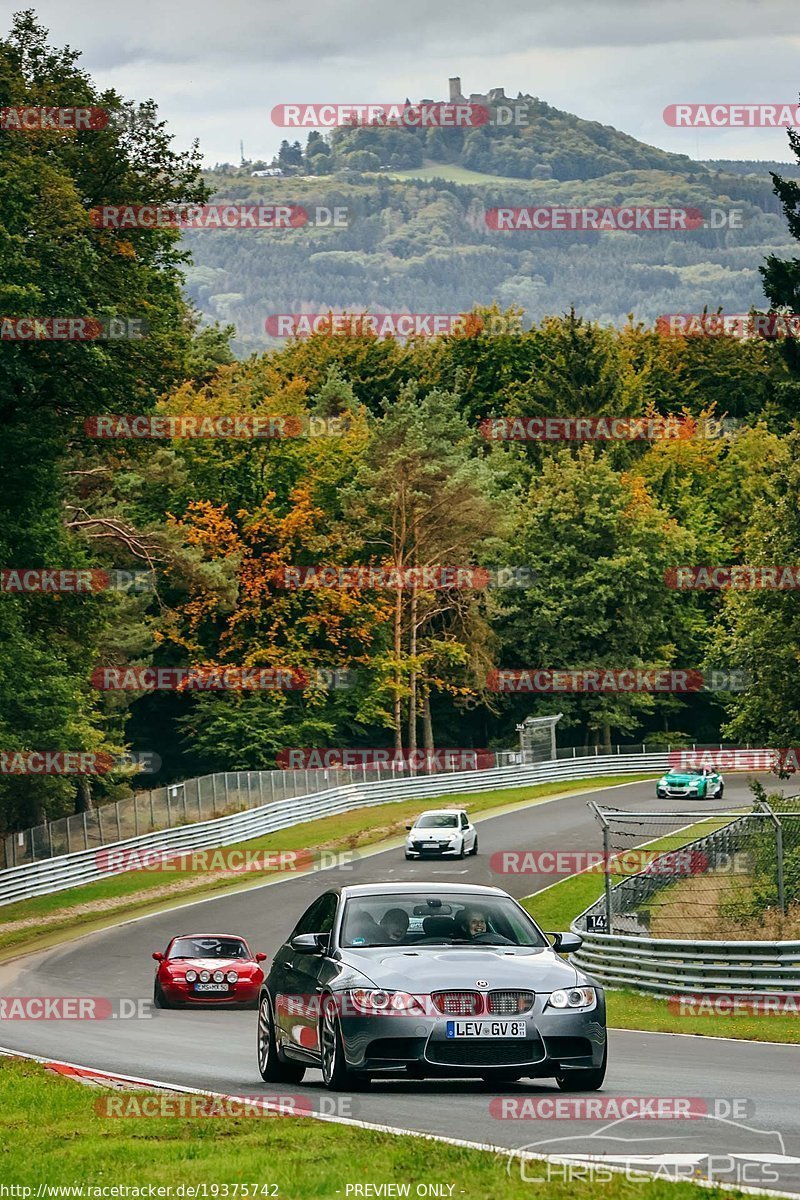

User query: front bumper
[405,840,462,857]
[338,992,606,1075]
[161,979,261,1005]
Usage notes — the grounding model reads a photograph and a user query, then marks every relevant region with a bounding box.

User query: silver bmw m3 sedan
[257,882,607,1091]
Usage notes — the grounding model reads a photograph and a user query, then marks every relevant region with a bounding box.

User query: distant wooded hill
[189,95,796,354]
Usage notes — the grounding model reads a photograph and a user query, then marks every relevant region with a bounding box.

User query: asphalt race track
[2,774,799,1194]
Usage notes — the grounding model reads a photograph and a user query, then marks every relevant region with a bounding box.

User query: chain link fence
[587,798,800,940]
[3,766,394,869]
[1,740,755,869]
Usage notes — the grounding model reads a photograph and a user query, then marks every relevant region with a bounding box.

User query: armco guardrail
[4,741,751,867]
[570,928,800,996]
[0,752,668,907]
[571,810,800,994]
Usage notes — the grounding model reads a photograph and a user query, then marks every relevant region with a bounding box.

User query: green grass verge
[0,775,655,962]
[522,819,799,1043]
[600,990,799,1042]
[522,821,732,931]
[0,1058,750,1200]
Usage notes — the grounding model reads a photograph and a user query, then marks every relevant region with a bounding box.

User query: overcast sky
[13,0,800,165]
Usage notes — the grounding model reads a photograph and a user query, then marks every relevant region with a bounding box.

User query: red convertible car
[152,933,266,1008]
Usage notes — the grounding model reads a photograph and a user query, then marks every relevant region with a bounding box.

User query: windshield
[669,769,705,777]
[415,813,458,828]
[340,893,547,948]
[168,937,249,959]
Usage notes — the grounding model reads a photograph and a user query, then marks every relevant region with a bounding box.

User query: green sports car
[656,767,724,800]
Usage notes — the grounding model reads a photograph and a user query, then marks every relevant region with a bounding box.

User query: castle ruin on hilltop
[415,78,527,107]
[448,76,509,106]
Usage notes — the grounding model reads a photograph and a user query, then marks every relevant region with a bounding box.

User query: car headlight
[185,970,197,982]
[547,987,596,1010]
[226,971,238,984]
[199,970,210,982]
[447,830,461,840]
[213,970,225,983]
[347,989,425,1016]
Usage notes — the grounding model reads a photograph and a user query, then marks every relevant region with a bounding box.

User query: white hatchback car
[404,808,478,860]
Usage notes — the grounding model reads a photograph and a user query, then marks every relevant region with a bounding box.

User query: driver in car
[464,908,488,938]
[461,907,514,945]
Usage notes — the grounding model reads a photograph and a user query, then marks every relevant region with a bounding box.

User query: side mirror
[291,933,328,955]
[405,823,413,830]
[255,952,267,962]
[548,931,583,953]
[152,952,164,961]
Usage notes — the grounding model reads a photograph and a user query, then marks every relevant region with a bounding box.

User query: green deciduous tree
[499,447,695,748]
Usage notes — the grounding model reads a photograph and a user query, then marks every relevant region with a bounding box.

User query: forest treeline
[2,14,800,833]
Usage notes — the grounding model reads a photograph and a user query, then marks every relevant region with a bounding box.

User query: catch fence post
[760,801,785,917]
[588,801,613,935]
[776,817,786,917]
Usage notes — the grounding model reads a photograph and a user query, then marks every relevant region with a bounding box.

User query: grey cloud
[23,0,799,69]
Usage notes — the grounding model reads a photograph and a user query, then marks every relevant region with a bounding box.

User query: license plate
[194,983,229,993]
[446,1020,526,1038]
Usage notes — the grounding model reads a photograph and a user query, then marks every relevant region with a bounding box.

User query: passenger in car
[380,908,410,943]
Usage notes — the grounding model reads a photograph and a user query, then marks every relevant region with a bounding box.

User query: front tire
[555,1044,607,1092]
[320,995,369,1091]
[470,835,479,856]
[153,980,170,1009]
[257,994,306,1084]
[717,784,724,799]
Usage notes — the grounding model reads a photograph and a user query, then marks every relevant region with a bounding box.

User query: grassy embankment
[0,1057,755,1200]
